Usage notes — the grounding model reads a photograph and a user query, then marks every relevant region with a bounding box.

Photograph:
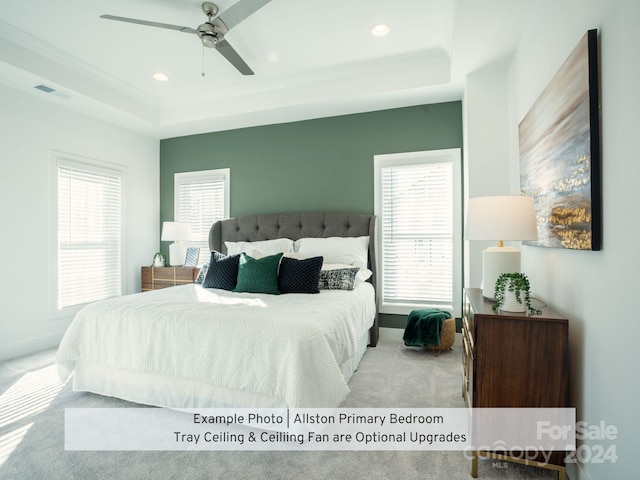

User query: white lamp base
[168,242,187,267]
[481,246,522,299]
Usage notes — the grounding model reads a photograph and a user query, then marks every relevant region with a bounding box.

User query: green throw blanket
[403,308,452,347]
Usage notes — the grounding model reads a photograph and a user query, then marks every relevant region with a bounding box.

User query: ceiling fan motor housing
[100,0,267,75]
[198,2,229,48]
[197,23,220,47]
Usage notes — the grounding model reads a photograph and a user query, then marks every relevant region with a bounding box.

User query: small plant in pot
[152,252,166,267]
[492,272,541,315]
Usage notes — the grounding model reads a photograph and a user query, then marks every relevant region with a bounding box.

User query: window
[175,169,230,263]
[55,154,124,312]
[374,149,461,315]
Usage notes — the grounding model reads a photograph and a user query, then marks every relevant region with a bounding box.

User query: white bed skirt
[72,330,370,409]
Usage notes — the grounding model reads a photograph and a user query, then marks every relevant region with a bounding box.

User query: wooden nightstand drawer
[461,317,474,408]
[462,316,473,349]
[141,266,199,291]
[463,287,569,478]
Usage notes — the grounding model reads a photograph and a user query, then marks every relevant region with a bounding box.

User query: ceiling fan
[100,0,272,75]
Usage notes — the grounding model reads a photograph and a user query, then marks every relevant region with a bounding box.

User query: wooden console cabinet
[462,288,569,479]
[141,266,199,291]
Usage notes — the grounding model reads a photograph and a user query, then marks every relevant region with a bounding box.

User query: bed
[56,212,378,409]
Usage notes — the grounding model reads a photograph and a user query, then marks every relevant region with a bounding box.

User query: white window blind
[57,159,122,310]
[175,169,230,263]
[375,149,461,315]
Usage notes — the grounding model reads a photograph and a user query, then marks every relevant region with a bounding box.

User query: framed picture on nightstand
[184,248,199,267]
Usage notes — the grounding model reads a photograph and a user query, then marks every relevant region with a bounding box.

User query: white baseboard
[0,333,62,363]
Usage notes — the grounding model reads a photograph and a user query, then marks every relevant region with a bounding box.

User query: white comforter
[56,283,376,408]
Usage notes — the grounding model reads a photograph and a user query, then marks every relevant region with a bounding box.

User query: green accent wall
[159,102,463,327]
[160,102,462,219]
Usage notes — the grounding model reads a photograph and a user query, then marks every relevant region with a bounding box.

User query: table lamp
[465,195,538,299]
[161,221,191,266]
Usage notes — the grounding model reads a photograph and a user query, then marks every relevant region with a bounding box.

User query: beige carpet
[0,328,560,480]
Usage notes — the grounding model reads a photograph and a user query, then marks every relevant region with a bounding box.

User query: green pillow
[233,252,283,295]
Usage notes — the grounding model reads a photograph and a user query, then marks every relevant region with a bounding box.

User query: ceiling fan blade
[216,39,254,75]
[219,0,272,31]
[100,15,196,34]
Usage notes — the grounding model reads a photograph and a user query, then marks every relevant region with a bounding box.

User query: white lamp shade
[465,195,538,241]
[465,195,538,298]
[161,222,191,266]
[161,222,191,242]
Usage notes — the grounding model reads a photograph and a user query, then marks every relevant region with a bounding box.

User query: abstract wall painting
[519,29,601,250]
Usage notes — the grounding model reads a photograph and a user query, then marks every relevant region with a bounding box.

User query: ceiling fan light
[201,34,217,48]
[197,22,218,47]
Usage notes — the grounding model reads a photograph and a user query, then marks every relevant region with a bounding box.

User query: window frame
[374,148,462,317]
[50,151,126,319]
[174,168,230,264]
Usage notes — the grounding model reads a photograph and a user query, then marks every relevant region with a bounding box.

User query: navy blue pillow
[202,251,240,290]
[278,256,324,294]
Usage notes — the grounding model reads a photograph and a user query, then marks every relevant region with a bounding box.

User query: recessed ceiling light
[153,73,169,82]
[267,52,280,64]
[371,23,390,37]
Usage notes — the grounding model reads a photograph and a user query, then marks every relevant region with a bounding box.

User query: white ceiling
[0,0,531,139]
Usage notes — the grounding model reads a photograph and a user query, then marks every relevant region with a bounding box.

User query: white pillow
[250,250,304,260]
[295,236,369,271]
[321,263,354,271]
[225,238,294,256]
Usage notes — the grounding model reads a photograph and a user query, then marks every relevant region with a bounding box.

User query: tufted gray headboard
[209,212,378,346]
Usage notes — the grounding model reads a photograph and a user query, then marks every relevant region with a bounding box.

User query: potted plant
[152,252,166,267]
[492,272,541,314]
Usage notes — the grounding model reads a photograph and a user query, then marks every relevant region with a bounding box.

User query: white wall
[508,1,638,478]
[463,63,512,289]
[0,84,159,361]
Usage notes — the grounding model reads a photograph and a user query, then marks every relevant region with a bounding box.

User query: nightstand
[141,266,199,291]
[462,288,569,479]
